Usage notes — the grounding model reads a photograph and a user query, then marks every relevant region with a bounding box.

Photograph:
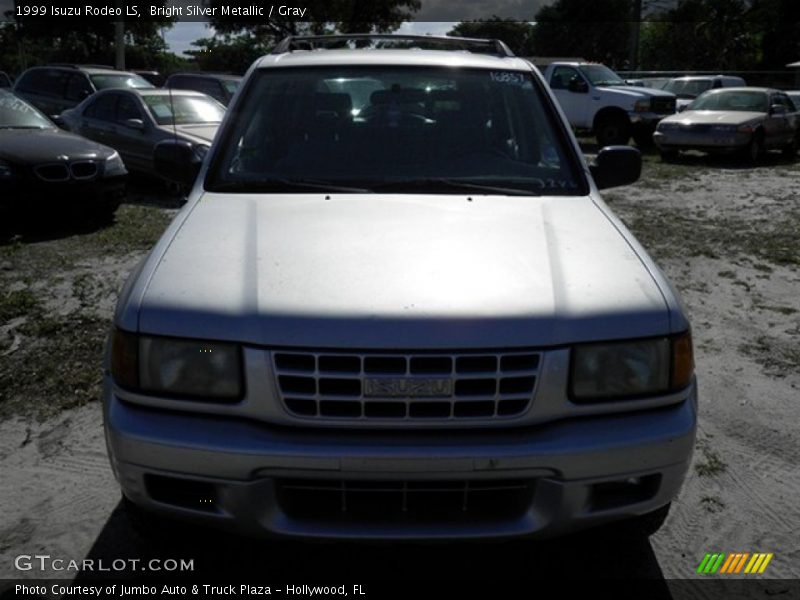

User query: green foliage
[639,0,758,70]
[448,18,536,56]
[207,0,421,48]
[532,0,634,68]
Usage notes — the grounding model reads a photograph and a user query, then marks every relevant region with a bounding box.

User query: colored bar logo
[696,552,773,575]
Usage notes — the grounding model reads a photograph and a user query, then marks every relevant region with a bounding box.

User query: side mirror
[769,104,787,116]
[590,145,641,190]
[568,77,589,94]
[154,139,202,186]
[677,104,688,113]
[123,118,145,130]
[51,115,65,128]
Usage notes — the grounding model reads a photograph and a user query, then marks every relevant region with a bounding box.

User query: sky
[164,22,461,56]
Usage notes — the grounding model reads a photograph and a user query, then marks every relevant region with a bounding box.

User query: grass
[694,440,728,478]
[0,203,173,419]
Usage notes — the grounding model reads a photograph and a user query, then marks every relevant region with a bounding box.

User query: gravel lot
[1,152,798,584]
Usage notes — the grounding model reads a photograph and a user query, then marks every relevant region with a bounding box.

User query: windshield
[143,94,225,125]
[579,65,625,86]
[688,90,768,112]
[207,66,582,196]
[663,79,712,99]
[90,73,154,90]
[0,91,53,129]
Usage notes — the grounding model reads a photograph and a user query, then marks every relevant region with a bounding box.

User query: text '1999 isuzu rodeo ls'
[104,35,697,541]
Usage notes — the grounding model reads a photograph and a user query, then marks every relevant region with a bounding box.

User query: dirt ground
[1,153,799,584]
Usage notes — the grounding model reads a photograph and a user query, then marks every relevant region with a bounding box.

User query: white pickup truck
[542,62,677,146]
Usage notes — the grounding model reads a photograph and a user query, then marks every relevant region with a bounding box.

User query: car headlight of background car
[657,121,679,131]
[104,151,128,178]
[111,330,243,400]
[633,99,651,113]
[570,332,693,402]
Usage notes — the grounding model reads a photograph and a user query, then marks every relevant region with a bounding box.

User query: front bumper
[0,175,126,212]
[104,378,698,541]
[653,130,751,153]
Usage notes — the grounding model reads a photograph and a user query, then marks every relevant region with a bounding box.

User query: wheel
[781,136,797,159]
[595,113,631,146]
[743,131,763,164]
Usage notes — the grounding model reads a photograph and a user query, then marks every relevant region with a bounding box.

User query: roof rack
[271,34,515,58]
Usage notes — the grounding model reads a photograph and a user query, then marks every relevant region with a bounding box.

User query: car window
[65,74,92,102]
[16,69,67,97]
[0,90,53,128]
[90,73,154,90]
[207,66,583,196]
[550,67,580,90]
[688,90,768,112]
[663,79,712,99]
[84,93,118,121]
[143,94,225,125]
[116,94,143,122]
[221,79,241,96]
[184,77,226,102]
[579,65,625,86]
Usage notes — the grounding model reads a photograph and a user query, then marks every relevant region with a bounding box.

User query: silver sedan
[653,87,799,162]
[60,88,224,177]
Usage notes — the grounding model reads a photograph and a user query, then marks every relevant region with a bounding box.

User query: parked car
[133,70,165,87]
[662,75,747,111]
[542,61,676,146]
[165,72,241,106]
[654,87,799,161]
[0,89,126,219]
[13,65,153,119]
[105,34,696,543]
[786,90,800,109]
[0,71,13,88]
[60,88,224,177]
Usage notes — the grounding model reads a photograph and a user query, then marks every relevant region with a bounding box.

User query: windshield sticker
[490,71,526,86]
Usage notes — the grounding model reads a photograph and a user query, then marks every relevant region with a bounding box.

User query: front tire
[743,132,763,164]
[595,113,631,146]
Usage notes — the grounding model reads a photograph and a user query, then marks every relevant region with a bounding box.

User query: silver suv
[104,35,697,541]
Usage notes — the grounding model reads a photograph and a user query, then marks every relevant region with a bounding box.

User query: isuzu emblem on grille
[364,378,452,398]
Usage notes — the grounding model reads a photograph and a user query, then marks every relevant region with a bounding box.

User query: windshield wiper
[371,179,539,196]
[210,178,370,194]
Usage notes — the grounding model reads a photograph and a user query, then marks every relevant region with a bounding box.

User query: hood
[137,194,670,349]
[159,123,220,145]
[0,128,116,164]
[661,110,763,126]
[602,85,675,99]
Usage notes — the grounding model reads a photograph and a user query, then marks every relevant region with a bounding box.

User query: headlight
[111,329,243,400]
[737,123,755,133]
[634,100,651,113]
[657,121,678,131]
[0,158,14,180]
[570,332,693,402]
[104,151,127,177]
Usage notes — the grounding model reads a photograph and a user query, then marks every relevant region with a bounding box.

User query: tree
[638,0,757,70]
[187,34,268,74]
[448,18,536,56]
[207,0,421,48]
[3,1,176,72]
[532,0,634,68]
[748,0,800,69]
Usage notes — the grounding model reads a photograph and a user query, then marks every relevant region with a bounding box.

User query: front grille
[70,160,98,180]
[34,163,70,182]
[651,97,676,114]
[34,160,99,182]
[272,350,541,423]
[277,478,535,523]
